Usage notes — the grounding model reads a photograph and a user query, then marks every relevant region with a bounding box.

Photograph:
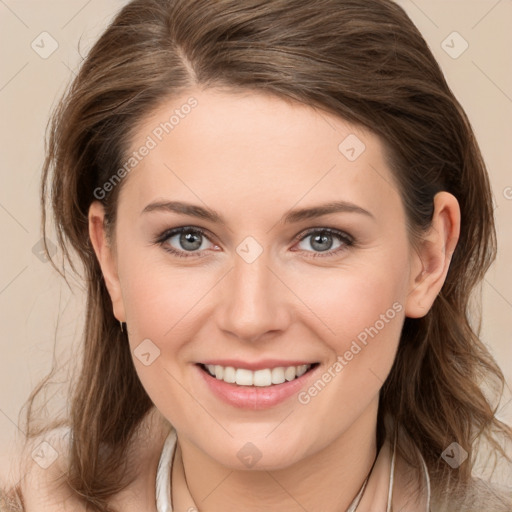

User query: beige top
[155,428,431,512]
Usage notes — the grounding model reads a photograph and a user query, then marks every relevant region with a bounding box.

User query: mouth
[197,362,320,387]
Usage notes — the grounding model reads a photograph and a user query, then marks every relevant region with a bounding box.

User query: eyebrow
[141,200,374,224]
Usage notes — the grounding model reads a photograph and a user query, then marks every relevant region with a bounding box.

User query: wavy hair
[2,0,511,510]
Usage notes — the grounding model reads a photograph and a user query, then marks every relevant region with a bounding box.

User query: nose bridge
[217,247,289,342]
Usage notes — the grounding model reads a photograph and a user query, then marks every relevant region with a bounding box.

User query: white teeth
[223,366,236,383]
[253,369,272,387]
[214,365,224,379]
[284,366,296,381]
[203,363,313,386]
[235,368,253,386]
[271,367,285,385]
[296,364,309,377]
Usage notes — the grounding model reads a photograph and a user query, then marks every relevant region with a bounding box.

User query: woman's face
[90,88,448,470]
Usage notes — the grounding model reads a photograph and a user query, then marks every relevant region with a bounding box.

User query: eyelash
[154,226,354,259]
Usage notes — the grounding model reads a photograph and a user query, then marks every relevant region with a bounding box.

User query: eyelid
[153,226,217,258]
[155,226,215,245]
[290,227,354,258]
[291,227,354,245]
[154,225,354,258]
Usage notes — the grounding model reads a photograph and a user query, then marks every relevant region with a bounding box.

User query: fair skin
[85,88,459,512]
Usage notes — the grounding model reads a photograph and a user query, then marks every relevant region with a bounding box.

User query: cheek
[120,260,211,344]
[294,255,408,350]
[117,256,210,410]
[291,265,407,431]
[308,283,403,399]
[289,254,410,416]
[116,240,226,384]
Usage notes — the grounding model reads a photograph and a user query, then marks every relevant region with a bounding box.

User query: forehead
[118,88,403,224]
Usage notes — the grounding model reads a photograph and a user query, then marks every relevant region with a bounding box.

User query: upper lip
[198,359,318,371]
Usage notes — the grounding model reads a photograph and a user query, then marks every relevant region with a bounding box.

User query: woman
[1,0,511,510]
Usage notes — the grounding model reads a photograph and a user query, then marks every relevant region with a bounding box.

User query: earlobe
[405,192,460,318]
[88,201,126,323]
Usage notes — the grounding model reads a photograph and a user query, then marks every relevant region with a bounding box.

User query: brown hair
[3,0,511,510]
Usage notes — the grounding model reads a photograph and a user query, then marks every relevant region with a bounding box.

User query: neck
[172,397,379,512]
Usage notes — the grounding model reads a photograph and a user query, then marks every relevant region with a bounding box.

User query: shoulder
[431,478,512,512]
[1,426,87,512]
[1,411,172,512]
[0,484,24,511]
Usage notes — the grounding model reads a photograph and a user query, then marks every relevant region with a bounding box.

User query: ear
[88,201,126,323]
[405,191,460,318]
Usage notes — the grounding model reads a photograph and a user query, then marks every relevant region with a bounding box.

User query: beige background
[1,0,511,481]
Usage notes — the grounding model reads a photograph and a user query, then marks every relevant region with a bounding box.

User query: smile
[199,363,318,387]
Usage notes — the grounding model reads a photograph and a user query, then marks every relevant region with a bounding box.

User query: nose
[216,250,292,344]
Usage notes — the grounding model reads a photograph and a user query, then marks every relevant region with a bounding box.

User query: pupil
[181,231,201,251]
[312,233,332,252]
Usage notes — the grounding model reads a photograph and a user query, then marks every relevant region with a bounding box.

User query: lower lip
[196,364,319,410]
